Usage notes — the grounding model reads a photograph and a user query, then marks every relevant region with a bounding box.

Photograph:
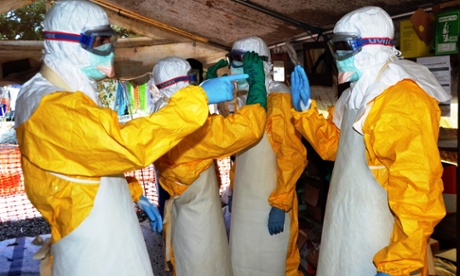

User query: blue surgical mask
[81,44,115,81]
[336,56,362,84]
[230,66,249,90]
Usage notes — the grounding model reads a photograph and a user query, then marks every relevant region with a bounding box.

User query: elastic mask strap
[374,58,393,83]
[361,37,394,47]
[43,31,80,43]
[40,65,72,91]
[155,76,190,89]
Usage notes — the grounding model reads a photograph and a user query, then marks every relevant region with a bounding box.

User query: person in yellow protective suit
[290,6,451,276]
[151,55,267,276]
[13,1,246,276]
[224,36,307,276]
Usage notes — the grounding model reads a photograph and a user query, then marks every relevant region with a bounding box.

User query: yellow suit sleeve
[162,104,266,163]
[125,176,144,202]
[367,81,446,275]
[267,93,307,212]
[154,104,266,194]
[291,100,340,161]
[16,85,209,176]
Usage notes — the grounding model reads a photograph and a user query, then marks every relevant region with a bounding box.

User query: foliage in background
[0,0,46,40]
[0,0,138,41]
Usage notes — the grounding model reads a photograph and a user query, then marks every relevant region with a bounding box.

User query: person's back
[150,56,267,276]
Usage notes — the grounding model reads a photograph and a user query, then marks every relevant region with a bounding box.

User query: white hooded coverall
[14,2,210,275]
[229,37,307,276]
[292,7,450,276]
[150,56,266,276]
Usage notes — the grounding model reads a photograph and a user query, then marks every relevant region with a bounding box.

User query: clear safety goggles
[226,50,269,68]
[43,25,118,56]
[155,70,199,90]
[327,32,394,61]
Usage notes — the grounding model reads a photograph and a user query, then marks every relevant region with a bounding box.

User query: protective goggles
[226,50,269,68]
[155,70,199,89]
[43,25,118,56]
[327,32,394,61]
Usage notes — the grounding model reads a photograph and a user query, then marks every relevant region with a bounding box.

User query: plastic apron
[52,175,154,276]
[171,162,232,276]
[316,104,394,276]
[230,133,291,276]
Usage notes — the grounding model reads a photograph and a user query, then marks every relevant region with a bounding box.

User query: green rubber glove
[206,59,228,80]
[243,51,267,110]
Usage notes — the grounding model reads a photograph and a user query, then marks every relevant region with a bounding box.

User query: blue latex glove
[200,74,248,104]
[268,206,285,235]
[137,195,163,233]
[375,273,390,276]
[290,64,311,111]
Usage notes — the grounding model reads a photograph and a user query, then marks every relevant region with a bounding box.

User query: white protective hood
[332,6,451,133]
[42,0,112,105]
[150,56,191,113]
[231,36,289,107]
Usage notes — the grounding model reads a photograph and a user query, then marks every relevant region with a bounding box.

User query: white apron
[52,175,154,276]
[316,104,394,276]
[171,162,232,276]
[230,133,291,276]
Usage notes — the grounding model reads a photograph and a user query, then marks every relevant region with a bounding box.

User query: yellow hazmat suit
[155,104,266,275]
[231,90,307,276]
[150,56,266,276]
[290,7,450,275]
[228,36,307,276]
[15,85,209,275]
[293,81,446,275]
[13,2,222,275]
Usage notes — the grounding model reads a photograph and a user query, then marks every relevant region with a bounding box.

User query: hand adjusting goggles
[226,50,269,68]
[44,25,118,56]
[327,32,394,61]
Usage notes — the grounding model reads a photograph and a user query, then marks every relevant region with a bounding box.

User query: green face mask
[336,56,362,84]
[81,44,114,81]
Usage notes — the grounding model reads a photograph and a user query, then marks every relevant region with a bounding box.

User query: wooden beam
[106,9,189,45]
[1,0,35,14]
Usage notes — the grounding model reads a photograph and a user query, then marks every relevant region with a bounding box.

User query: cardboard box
[400,19,431,58]
[410,8,435,46]
[435,10,460,55]
[441,164,457,213]
[430,238,440,254]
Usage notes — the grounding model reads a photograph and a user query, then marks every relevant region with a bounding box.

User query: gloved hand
[375,273,390,276]
[200,74,248,104]
[243,51,267,110]
[137,195,163,233]
[268,206,285,235]
[206,59,228,80]
[291,64,311,111]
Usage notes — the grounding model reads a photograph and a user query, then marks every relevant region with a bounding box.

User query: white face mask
[80,44,115,81]
[230,66,249,91]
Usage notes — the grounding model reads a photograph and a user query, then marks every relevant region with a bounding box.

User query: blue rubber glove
[291,64,311,111]
[137,195,163,233]
[375,273,390,276]
[206,59,228,80]
[268,206,285,235]
[200,74,248,104]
